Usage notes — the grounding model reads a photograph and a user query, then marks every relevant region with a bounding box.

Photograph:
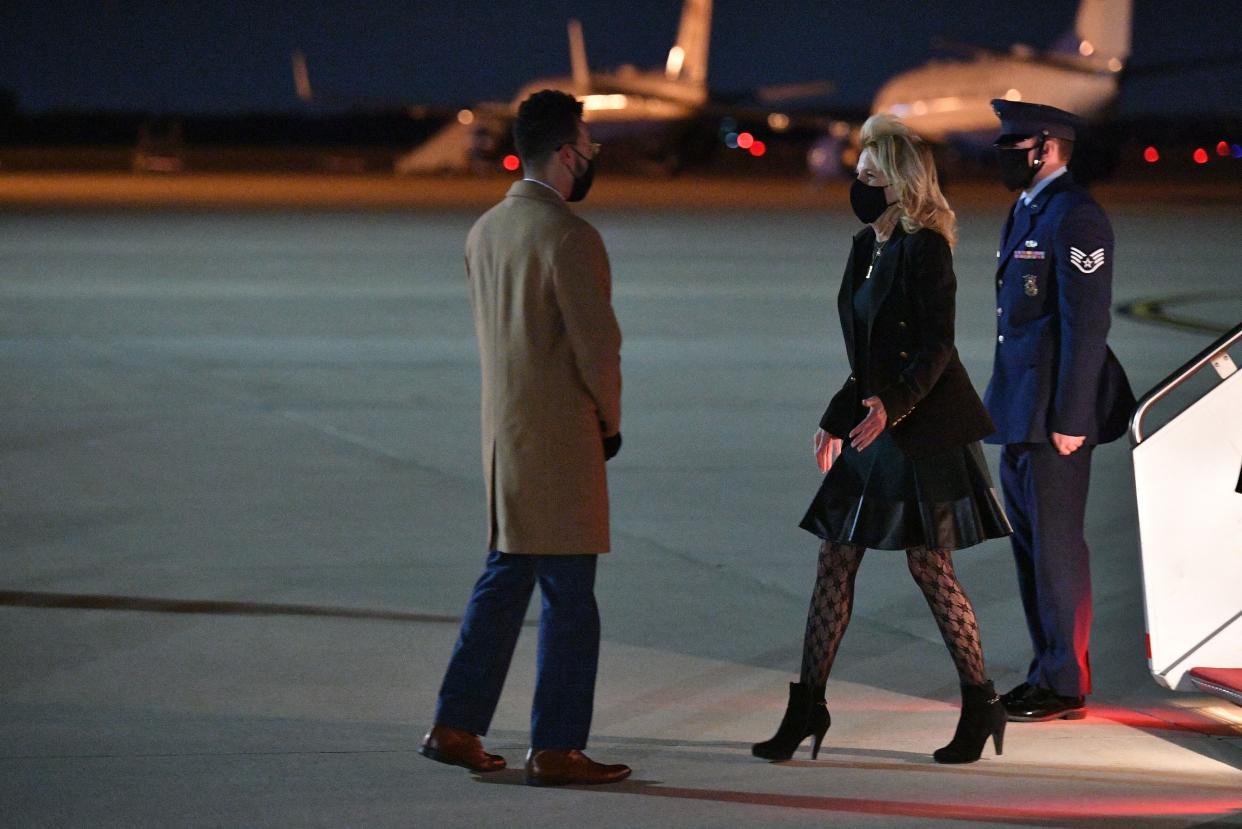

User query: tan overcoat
[465,180,622,554]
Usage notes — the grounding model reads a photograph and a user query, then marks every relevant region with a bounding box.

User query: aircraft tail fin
[666,0,711,86]
[568,19,590,94]
[292,51,313,102]
[1073,0,1131,65]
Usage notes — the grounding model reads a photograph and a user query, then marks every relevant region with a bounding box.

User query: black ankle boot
[934,680,1006,764]
[751,682,830,761]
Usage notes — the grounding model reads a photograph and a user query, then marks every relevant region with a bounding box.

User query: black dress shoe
[1004,687,1086,722]
[999,682,1033,707]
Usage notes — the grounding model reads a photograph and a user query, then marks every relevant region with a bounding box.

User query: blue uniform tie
[1006,199,1030,250]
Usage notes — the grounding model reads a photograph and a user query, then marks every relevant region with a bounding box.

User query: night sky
[2,1,1239,117]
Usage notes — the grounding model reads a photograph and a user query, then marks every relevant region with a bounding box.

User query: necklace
[865,239,886,280]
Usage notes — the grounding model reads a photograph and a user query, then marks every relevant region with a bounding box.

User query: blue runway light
[1232,144,1242,159]
[724,132,739,149]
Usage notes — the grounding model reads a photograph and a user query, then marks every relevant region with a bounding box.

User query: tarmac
[1,174,1240,828]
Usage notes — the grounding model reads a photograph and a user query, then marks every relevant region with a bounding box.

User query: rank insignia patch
[1070,246,1106,273]
[1013,250,1046,260]
[1025,240,1039,248]
[1023,275,1039,297]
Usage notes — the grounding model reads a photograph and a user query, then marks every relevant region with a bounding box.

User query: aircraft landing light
[666,45,686,79]
[1194,148,1210,165]
[502,154,520,172]
[582,94,628,112]
[1144,146,1160,164]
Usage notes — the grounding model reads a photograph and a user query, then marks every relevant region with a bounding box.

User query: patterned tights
[799,541,986,688]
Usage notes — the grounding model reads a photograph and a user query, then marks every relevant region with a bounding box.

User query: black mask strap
[1030,131,1048,171]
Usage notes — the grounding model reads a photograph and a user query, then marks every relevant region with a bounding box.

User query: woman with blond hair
[752,113,1011,764]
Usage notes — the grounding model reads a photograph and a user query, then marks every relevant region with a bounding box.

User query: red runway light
[749,140,767,157]
[1193,148,1209,165]
[502,154,520,172]
[737,132,754,150]
[1216,140,1230,157]
[1143,146,1159,163]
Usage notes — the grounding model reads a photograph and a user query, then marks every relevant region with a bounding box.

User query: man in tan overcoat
[418,90,628,787]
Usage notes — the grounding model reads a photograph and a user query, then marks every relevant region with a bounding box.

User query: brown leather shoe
[524,749,631,786]
[418,725,506,772]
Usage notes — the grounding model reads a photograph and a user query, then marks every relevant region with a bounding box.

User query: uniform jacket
[983,170,1134,445]
[819,225,994,459]
[465,180,622,554]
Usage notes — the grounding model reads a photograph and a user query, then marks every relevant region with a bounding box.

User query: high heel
[752,682,830,761]
[933,680,1006,764]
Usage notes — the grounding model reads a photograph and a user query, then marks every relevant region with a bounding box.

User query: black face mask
[566,150,595,202]
[849,178,894,224]
[996,137,1044,191]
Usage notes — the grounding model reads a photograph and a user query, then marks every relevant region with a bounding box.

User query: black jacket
[819,225,995,459]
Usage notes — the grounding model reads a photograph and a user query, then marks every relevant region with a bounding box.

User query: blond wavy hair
[859,113,956,248]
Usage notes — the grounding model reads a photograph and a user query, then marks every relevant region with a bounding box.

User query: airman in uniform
[984,99,1135,723]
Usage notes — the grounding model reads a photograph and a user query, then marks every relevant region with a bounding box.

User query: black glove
[602,432,622,461]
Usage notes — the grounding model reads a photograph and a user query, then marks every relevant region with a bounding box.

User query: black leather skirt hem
[798,432,1013,551]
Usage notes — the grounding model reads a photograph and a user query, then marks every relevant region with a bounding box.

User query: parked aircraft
[295,0,836,175]
[804,0,1172,181]
[403,0,714,174]
[873,0,1130,142]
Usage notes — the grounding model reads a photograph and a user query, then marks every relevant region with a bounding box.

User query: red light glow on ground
[618,786,1242,822]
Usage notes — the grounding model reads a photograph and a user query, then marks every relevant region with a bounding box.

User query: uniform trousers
[434,550,600,750]
[1001,442,1094,697]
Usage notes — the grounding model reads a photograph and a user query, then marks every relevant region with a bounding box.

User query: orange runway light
[502,154,520,172]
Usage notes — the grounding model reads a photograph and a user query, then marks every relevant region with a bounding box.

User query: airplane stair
[1189,668,1242,706]
[1131,320,1242,704]
[394,120,474,174]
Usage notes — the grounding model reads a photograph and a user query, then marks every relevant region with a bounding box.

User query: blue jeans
[433,551,600,750]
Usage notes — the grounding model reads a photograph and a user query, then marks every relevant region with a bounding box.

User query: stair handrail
[1130,320,1242,446]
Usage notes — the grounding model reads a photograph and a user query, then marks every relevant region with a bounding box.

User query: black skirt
[799,430,1011,551]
